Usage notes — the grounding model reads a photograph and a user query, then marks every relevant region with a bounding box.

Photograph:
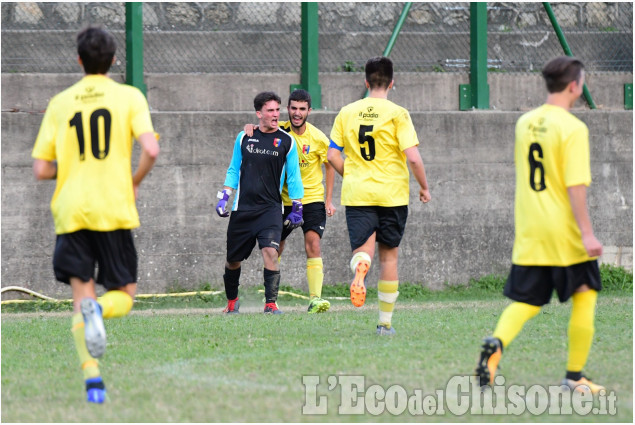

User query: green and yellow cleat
[307,297,330,314]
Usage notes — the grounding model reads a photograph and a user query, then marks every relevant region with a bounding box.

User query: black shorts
[503,260,602,306]
[345,206,408,251]
[53,229,138,289]
[281,202,327,241]
[226,207,283,262]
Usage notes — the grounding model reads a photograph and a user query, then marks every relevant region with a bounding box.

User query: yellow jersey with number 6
[330,97,419,206]
[512,104,592,266]
[32,75,155,234]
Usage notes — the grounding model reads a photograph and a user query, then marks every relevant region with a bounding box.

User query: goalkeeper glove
[283,200,304,229]
[216,189,231,217]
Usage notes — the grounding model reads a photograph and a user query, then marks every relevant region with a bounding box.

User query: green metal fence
[1,2,632,74]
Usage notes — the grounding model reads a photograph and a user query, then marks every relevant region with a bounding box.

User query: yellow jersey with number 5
[512,104,592,266]
[330,97,419,206]
[32,75,155,234]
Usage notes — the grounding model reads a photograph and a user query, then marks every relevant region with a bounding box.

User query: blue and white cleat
[85,377,107,404]
[80,298,106,358]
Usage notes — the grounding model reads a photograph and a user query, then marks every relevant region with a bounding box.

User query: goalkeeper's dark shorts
[503,260,602,306]
[53,229,138,289]
[281,202,326,241]
[226,206,282,262]
[345,205,408,251]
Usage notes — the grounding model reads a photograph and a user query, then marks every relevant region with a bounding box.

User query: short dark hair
[542,56,585,93]
[77,26,116,74]
[288,89,311,108]
[365,56,393,90]
[254,91,281,111]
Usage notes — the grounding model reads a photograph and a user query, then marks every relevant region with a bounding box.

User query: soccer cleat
[475,336,502,387]
[80,298,106,358]
[376,325,396,336]
[85,377,106,404]
[561,375,606,394]
[307,297,330,314]
[350,260,369,307]
[264,302,283,314]
[223,298,240,314]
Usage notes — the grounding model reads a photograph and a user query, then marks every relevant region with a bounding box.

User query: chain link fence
[1,2,632,74]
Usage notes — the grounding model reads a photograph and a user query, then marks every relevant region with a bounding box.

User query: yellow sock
[98,290,133,319]
[71,313,100,380]
[378,280,399,328]
[493,302,541,348]
[567,290,597,372]
[307,257,324,299]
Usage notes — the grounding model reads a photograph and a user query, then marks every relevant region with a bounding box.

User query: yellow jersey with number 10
[512,104,592,266]
[330,97,419,206]
[32,75,155,234]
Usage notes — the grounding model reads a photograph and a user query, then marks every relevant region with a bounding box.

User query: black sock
[263,268,280,304]
[224,266,241,300]
[566,371,582,381]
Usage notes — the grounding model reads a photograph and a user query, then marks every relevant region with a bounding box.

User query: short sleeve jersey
[512,104,592,266]
[223,128,304,212]
[329,97,419,206]
[31,75,155,234]
[279,120,329,206]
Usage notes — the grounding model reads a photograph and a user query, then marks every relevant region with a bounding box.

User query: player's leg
[303,203,330,313]
[345,207,377,307]
[223,212,256,314]
[70,278,107,403]
[261,247,282,314]
[373,206,408,334]
[476,265,547,387]
[376,243,399,335]
[257,207,284,314]
[278,206,292,261]
[560,261,604,393]
[54,230,107,403]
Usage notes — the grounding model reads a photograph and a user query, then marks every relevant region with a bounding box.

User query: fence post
[125,2,146,96]
[290,2,321,109]
[363,2,412,98]
[542,2,596,109]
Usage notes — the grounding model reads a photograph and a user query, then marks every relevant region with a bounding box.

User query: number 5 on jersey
[358,124,376,161]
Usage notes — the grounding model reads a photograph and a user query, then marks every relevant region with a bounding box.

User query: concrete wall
[2,105,632,299]
[2,72,632,113]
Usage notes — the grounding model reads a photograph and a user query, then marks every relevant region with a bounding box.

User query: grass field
[1,271,633,423]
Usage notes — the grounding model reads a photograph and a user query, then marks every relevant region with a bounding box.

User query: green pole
[364,2,412,98]
[125,2,146,96]
[543,2,596,109]
[290,2,322,109]
[470,2,489,109]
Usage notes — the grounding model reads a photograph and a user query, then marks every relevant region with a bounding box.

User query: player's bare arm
[567,184,603,257]
[33,159,57,180]
[324,162,336,217]
[132,132,160,199]
[327,147,344,176]
[403,146,431,203]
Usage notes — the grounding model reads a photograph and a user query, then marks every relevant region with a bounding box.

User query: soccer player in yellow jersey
[327,57,431,335]
[31,26,160,403]
[244,89,336,313]
[475,56,605,394]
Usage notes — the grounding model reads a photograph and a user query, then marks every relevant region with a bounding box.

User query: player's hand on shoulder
[244,124,257,137]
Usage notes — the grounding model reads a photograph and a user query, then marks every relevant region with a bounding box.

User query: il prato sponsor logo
[358,112,379,119]
[302,375,617,416]
[246,144,279,156]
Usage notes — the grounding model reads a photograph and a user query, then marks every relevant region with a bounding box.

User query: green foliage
[432,64,444,72]
[600,264,633,291]
[338,60,362,72]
